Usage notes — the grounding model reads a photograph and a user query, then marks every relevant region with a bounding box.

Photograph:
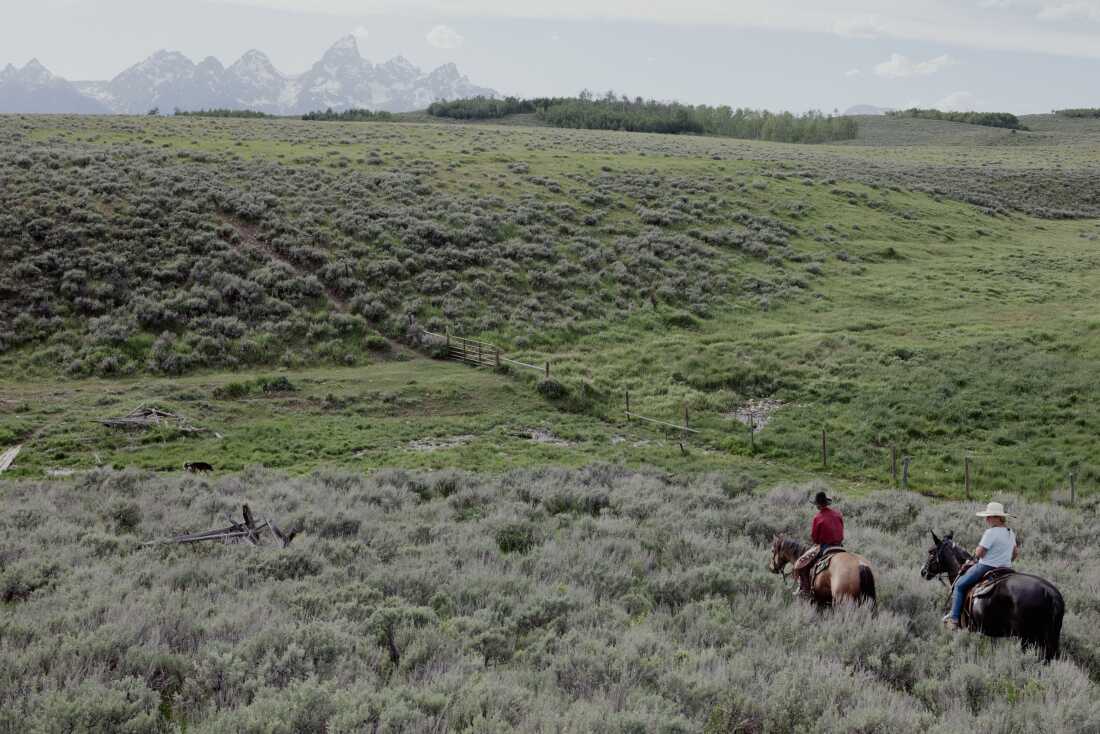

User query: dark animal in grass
[184,461,214,473]
[769,535,876,608]
[921,530,1064,662]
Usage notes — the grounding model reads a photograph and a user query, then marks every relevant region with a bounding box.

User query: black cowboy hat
[813,491,833,506]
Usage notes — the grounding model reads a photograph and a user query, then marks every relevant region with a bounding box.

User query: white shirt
[978,526,1016,568]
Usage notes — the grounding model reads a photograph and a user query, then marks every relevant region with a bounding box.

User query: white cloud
[874,52,956,78]
[205,0,1100,60]
[935,90,978,110]
[351,25,369,39]
[426,24,464,49]
[844,68,862,77]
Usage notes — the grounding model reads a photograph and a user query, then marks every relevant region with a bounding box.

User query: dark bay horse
[769,535,876,608]
[921,530,1064,662]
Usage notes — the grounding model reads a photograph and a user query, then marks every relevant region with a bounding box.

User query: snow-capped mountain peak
[329,34,359,53]
[0,37,497,114]
[17,59,56,86]
[0,59,108,113]
[197,56,225,73]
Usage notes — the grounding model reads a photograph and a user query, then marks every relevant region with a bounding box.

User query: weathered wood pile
[145,504,298,547]
[99,405,206,433]
[0,445,21,473]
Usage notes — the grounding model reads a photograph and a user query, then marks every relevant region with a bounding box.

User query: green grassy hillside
[2,114,1100,495]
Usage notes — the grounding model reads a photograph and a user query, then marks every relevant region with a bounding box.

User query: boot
[795,569,814,600]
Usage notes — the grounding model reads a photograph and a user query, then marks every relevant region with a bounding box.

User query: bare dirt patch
[725,399,786,433]
[519,428,574,447]
[406,435,476,452]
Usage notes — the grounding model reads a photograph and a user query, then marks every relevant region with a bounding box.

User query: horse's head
[921,530,955,580]
[768,534,787,574]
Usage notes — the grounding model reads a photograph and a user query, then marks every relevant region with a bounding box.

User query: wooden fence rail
[420,329,549,375]
[624,412,701,434]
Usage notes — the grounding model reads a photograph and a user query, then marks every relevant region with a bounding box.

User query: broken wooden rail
[0,445,21,473]
[144,504,298,548]
[99,405,207,433]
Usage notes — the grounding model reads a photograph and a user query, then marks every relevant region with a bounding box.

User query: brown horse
[769,535,877,607]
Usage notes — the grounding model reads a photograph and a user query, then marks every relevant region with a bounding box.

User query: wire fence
[418,328,1085,502]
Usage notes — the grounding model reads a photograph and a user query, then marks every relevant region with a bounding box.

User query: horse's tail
[859,565,877,607]
[1044,588,1065,663]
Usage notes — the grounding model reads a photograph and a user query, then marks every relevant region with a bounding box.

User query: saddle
[969,567,1015,599]
[957,565,1015,627]
[794,545,846,581]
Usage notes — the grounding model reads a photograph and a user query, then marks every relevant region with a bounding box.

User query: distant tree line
[887,108,1027,130]
[301,108,395,121]
[173,108,273,118]
[1054,108,1100,118]
[429,92,859,143]
[427,96,566,119]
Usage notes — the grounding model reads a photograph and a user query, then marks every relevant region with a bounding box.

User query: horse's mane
[946,538,973,563]
[775,535,806,558]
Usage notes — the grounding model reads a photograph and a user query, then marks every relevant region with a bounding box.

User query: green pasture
[4,113,1100,498]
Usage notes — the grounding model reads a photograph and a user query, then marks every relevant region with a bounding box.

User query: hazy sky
[5,0,1100,112]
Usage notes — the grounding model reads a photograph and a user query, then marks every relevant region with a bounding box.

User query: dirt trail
[224,217,416,358]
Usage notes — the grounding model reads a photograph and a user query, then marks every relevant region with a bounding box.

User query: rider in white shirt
[944,501,1020,630]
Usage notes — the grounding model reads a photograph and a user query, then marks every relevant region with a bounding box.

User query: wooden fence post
[901,456,911,490]
[963,455,972,501]
[625,391,630,421]
[684,405,689,433]
[891,446,898,487]
[1070,471,1077,505]
[545,362,550,379]
[494,348,500,368]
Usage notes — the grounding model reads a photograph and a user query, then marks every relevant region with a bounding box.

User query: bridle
[769,537,799,579]
[923,539,954,588]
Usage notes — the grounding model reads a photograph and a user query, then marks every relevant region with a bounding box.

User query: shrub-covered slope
[3,113,1100,379]
[0,116,817,377]
[2,467,1099,731]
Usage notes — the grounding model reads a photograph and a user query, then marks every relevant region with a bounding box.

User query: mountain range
[0,35,496,115]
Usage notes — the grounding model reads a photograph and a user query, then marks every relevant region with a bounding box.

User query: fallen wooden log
[0,445,21,473]
[143,504,296,547]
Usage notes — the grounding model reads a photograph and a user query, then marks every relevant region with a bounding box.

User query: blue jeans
[950,563,994,621]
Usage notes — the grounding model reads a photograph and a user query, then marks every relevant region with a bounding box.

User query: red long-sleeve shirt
[811,507,844,545]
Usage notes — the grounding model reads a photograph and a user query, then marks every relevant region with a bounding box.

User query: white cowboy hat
[975,501,1014,518]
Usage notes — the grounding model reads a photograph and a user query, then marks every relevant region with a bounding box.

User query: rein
[928,539,969,586]
[771,537,806,579]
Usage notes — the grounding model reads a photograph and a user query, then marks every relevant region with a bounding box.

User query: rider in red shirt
[812,500,844,547]
[795,491,845,598]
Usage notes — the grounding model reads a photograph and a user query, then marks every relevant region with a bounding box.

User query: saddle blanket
[812,547,847,577]
[970,567,1015,599]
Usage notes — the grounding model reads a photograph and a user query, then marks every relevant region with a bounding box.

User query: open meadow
[3,111,1100,731]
